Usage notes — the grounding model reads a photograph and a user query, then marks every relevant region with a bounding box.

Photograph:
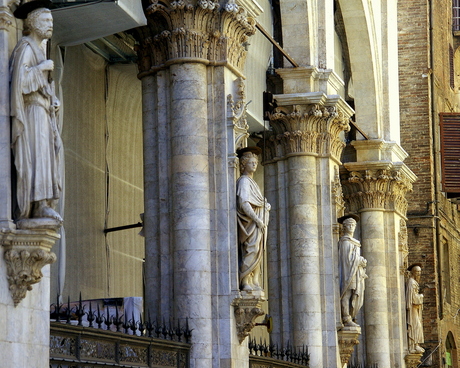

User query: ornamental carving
[0,7,13,31]
[332,166,345,217]
[338,328,361,366]
[233,295,265,343]
[228,77,250,150]
[399,219,409,275]
[404,353,423,368]
[340,168,413,215]
[134,0,256,76]
[1,229,58,306]
[264,104,350,163]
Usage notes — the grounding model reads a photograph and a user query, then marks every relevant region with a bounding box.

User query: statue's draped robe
[236,175,269,283]
[10,36,61,219]
[339,235,366,317]
[406,277,424,350]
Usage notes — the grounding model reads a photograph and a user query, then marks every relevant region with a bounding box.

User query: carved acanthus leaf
[1,229,59,306]
[338,328,361,366]
[233,295,265,344]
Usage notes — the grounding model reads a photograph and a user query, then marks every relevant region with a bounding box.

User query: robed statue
[406,264,424,354]
[236,147,270,292]
[338,215,368,327]
[10,0,62,223]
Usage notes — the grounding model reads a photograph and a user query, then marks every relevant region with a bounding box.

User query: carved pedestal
[405,353,423,368]
[338,326,361,367]
[233,291,265,344]
[1,228,59,306]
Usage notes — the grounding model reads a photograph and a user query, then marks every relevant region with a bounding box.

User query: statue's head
[342,217,357,234]
[24,8,53,39]
[410,265,422,281]
[239,152,258,175]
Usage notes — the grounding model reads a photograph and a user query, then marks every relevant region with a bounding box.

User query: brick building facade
[399,0,460,366]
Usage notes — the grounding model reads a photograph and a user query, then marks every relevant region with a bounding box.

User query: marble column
[265,93,352,368]
[0,6,14,230]
[341,142,416,367]
[134,1,257,367]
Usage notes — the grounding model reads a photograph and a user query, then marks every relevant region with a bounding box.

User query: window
[440,113,460,196]
[454,0,460,33]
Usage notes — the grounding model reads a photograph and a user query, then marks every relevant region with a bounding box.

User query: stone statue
[406,264,424,354]
[10,1,62,223]
[338,215,367,327]
[236,147,270,292]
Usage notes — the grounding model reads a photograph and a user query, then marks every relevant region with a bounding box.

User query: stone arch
[337,0,382,139]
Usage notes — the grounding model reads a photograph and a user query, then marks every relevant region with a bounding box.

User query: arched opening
[446,331,458,368]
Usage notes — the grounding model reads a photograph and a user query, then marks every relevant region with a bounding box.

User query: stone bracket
[1,228,59,306]
[338,326,361,366]
[404,352,423,368]
[233,292,265,344]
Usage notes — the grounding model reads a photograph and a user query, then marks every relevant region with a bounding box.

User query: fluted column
[264,95,352,368]
[341,158,416,367]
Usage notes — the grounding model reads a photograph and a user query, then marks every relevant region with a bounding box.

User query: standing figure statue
[406,264,424,354]
[338,215,368,327]
[10,0,62,223]
[236,147,270,292]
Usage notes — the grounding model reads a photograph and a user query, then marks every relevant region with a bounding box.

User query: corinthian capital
[262,94,352,163]
[340,163,415,215]
[134,0,256,76]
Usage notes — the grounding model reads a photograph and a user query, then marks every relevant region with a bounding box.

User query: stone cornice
[262,97,352,163]
[134,0,256,77]
[340,162,416,216]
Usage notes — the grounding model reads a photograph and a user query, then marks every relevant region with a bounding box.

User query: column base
[1,228,59,306]
[338,326,361,367]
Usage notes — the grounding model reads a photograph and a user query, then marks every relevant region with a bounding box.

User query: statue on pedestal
[338,215,367,327]
[236,147,270,292]
[10,0,62,224]
[406,264,424,354]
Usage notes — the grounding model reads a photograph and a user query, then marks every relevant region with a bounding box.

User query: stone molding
[232,293,265,343]
[404,353,423,368]
[1,228,59,306]
[263,102,351,163]
[340,163,415,215]
[135,0,256,77]
[337,327,361,366]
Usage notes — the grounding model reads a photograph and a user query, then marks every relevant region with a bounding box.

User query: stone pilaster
[0,5,14,230]
[263,92,352,368]
[341,148,416,368]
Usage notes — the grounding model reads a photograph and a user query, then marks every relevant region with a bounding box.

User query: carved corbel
[233,294,265,343]
[404,353,423,368]
[338,327,361,366]
[1,229,59,306]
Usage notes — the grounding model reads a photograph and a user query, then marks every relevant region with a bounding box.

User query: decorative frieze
[135,0,256,76]
[264,102,350,163]
[340,166,414,215]
[1,228,58,306]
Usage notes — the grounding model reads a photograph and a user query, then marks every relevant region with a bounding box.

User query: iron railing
[248,337,309,367]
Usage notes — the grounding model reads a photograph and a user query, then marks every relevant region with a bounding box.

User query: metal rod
[255,22,299,68]
[104,222,143,234]
[349,121,369,140]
